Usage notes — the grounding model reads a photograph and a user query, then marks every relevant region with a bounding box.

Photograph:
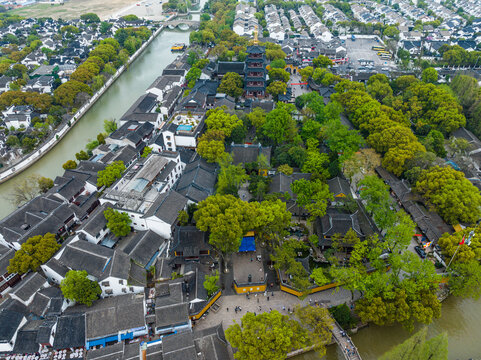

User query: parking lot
[344,38,396,71]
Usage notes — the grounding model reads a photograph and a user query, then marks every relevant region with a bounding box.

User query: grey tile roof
[171,226,211,259]
[193,325,230,360]
[76,202,113,238]
[155,303,189,329]
[53,313,86,350]
[0,299,27,343]
[84,294,146,339]
[122,230,166,267]
[230,144,271,165]
[10,273,47,303]
[162,331,196,360]
[143,190,188,225]
[175,159,217,203]
[58,239,113,279]
[327,177,351,197]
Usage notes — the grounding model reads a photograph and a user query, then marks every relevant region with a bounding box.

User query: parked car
[414,245,426,259]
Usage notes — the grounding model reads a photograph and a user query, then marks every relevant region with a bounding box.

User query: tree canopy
[415,166,481,224]
[225,311,310,360]
[60,270,101,307]
[103,208,132,237]
[205,107,242,137]
[8,233,60,275]
[379,327,448,360]
[97,161,126,188]
[218,72,244,98]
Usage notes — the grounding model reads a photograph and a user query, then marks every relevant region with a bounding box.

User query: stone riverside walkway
[194,288,363,360]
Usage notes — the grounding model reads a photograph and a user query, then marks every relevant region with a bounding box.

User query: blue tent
[239,236,256,252]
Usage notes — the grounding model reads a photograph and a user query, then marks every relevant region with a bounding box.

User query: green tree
[185,67,201,88]
[97,161,126,188]
[262,104,296,144]
[312,54,334,68]
[61,270,101,307]
[423,129,446,157]
[141,146,152,158]
[268,68,290,83]
[277,164,293,175]
[295,305,333,357]
[218,72,244,98]
[299,66,313,82]
[255,199,292,245]
[322,119,364,163]
[197,130,226,163]
[62,160,77,170]
[291,178,333,220]
[359,175,396,230]
[38,176,54,193]
[247,107,266,129]
[178,210,189,225]
[270,59,286,68]
[75,150,89,161]
[122,14,140,21]
[415,166,481,224]
[266,81,288,100]
[421,67,438,84]
[384,211,415,253]
[194,195,259,266]
[437,229,481,264]
[448,261,481,299]
[103,207,132,237]
[54,80,92,107]
[225,311,310,360]
[7,233,60,275]
[205,107,242,137]
[379,327,448,360]
[203,271,219,297]
[216,155,248,195]
[310,267,329,286]
[104,119,117,133]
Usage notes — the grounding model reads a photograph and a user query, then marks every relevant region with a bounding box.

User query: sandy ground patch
[8,0,142,20]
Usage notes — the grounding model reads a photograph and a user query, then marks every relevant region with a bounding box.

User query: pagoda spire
[253,25,258,45]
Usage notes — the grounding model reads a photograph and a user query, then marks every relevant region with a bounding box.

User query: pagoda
[244,27,267,98]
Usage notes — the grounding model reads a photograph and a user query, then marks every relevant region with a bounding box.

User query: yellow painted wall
[233,282,266,294]
[280,282,340,297]
[190,290,222,320]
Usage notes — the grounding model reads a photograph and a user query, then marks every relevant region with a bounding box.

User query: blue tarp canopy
[239,236,256,252]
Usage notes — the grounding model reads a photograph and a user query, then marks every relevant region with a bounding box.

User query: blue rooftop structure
[239,236,255,252]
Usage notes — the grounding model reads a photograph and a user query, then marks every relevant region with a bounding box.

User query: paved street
[194,287,360,330]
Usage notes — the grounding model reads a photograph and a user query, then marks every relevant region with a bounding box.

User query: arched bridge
[162,19,200,29]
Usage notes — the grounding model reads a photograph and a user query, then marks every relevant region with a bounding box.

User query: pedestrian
[257,297,259,303]
[271,292,274,297]
[282,306,285,311]
[226,307,229,312]
[267,296,269,301]
[259,306,262,311]
[254,312,256,316]
[264,290,267,296]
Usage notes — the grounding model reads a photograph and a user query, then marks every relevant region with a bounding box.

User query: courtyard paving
[194,287,361,330]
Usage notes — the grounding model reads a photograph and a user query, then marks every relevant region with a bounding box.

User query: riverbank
[0,25,164,185]
[0,29,192,219]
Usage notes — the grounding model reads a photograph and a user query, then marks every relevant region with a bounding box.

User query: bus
[380,54,392,60]
[372,46,385,51]
[377,51,390,55]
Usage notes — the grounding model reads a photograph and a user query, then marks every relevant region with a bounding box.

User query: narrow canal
[0,29,190,219]
[0,15,479,360]
[296,294,481,360]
